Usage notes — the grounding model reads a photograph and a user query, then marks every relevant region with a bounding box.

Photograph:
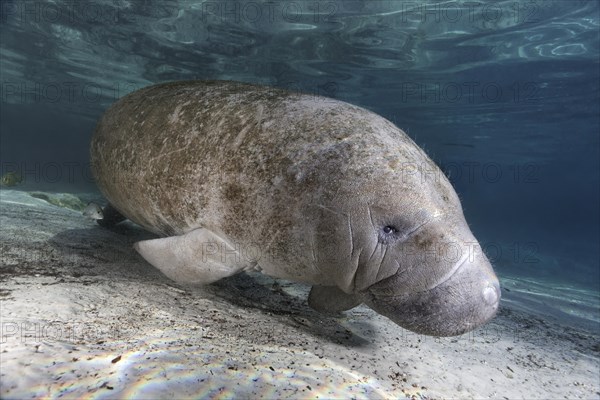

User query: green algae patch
[28,192,87,211]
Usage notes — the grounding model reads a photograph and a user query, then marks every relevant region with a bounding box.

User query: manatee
[90,80,500,336]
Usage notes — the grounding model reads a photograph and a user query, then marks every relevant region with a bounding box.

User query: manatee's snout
[364,247,500,337]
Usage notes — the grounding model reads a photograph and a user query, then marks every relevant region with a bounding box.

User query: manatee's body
[91,80,500,336]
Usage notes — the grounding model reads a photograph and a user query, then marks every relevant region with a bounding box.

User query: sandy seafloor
[1,188,598,400]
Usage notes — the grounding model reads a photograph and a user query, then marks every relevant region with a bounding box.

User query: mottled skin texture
[91,80,500,336]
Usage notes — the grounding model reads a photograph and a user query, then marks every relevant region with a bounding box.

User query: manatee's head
[309,128,500,336]
[360,205,501,336]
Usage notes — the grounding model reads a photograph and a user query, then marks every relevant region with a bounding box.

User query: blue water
[1,0,598,327]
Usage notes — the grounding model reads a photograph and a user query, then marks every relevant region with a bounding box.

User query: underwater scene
[0,1,598,399]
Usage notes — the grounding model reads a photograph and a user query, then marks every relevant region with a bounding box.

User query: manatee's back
[92,81,281,235]
[90,81,414,253]
[91,81,362,236]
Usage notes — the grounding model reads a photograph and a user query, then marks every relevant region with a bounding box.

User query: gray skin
[90,80,500,337]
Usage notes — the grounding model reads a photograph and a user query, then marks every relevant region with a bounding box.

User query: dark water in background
[0,1,598,323]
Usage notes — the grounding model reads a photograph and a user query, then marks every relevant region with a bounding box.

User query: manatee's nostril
[482,283,500,306]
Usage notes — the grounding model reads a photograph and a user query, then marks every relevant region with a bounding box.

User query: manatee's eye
[379,225,401,244]
[382,225,398,235]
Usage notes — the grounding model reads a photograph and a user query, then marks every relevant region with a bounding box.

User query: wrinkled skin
[326,189,499,337]
[300,145,500,336]
[91,80,500,337]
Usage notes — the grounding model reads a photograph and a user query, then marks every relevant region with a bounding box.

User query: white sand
[1,189,598,399]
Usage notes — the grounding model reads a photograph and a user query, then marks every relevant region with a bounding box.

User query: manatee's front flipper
[308,285,363,313]
[134,228,251,285]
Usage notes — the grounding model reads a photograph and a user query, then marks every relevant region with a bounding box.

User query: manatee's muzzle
[364,252,500,337]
